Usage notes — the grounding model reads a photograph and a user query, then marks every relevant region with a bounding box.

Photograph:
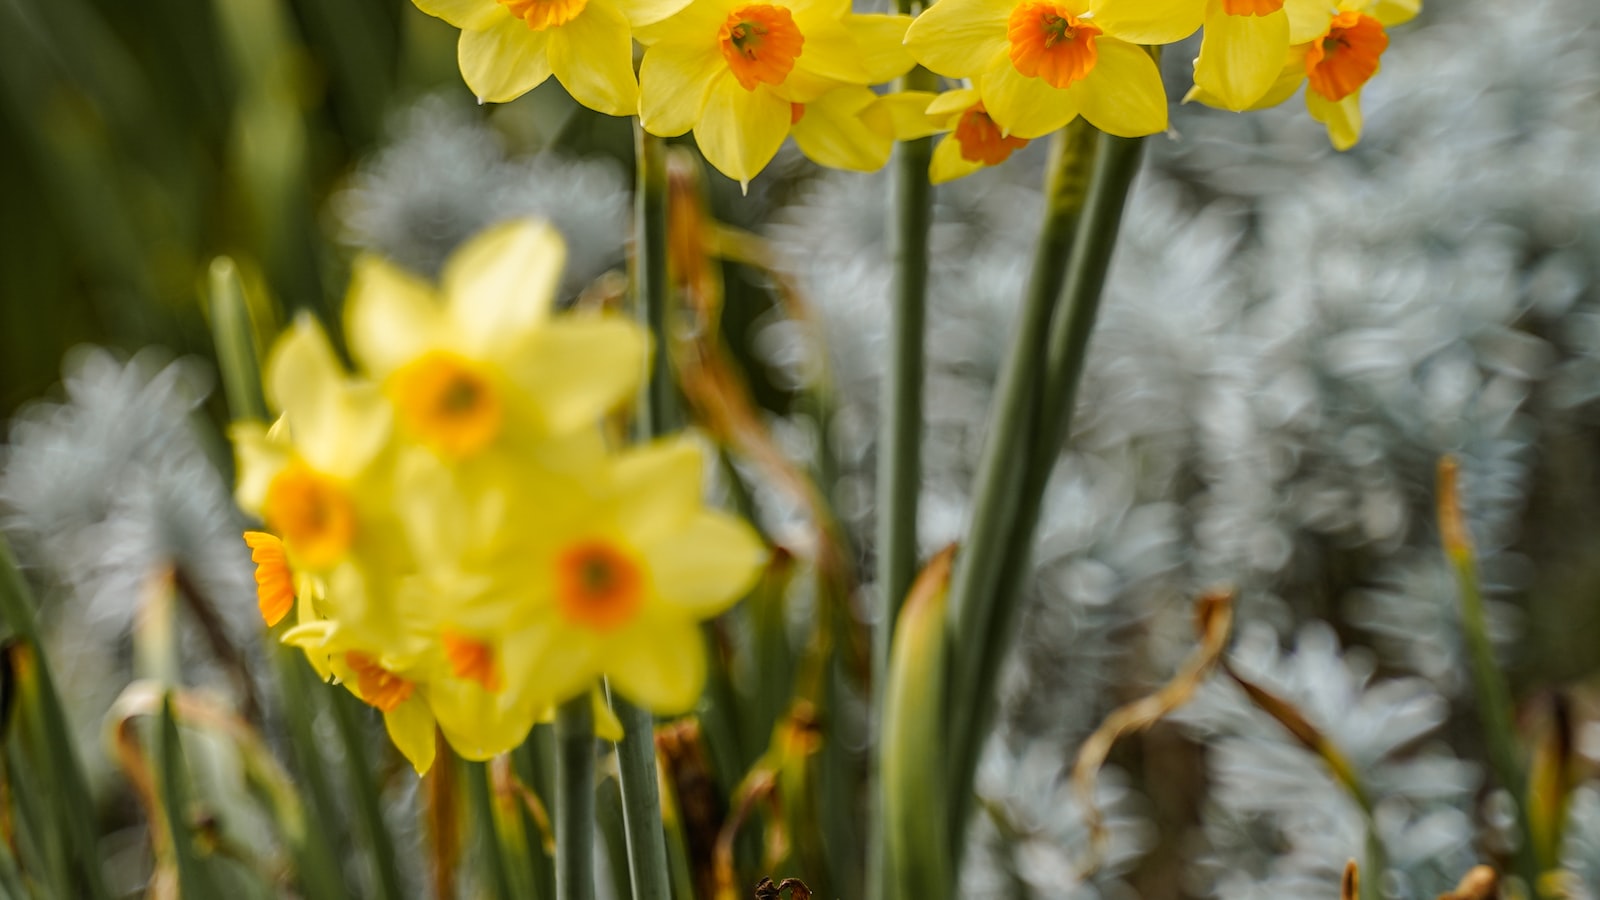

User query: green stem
[554,696,596,900]
[273,649,352,900]
[328,689,405,900]
[869,54,938,898]
[942,120,1100,847]
[0,538,113,900]
[609,692,673,900]
[156,693,221,897]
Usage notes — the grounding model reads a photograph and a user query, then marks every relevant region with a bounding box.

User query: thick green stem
[554,696,597,900]
[869,61,937,900]
[609,693,673,900]
[942,120,1100,847]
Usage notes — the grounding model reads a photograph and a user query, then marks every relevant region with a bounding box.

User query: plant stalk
[554,695,597,900]
[941,120,1101,846]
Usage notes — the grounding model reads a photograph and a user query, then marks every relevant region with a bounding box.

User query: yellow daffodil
[922,86,1032,183]
[904,0,1200,140]
[1187,0,1417,148]
[411,0,692,114]
[1192,0,1293,111]
[344,219,647,473]
[460,436,767,715]
[638,0,914,184]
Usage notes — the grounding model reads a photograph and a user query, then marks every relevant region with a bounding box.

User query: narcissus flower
[411,0,692,114]
[344,218,647,471]
[924,87,1031,183]
[790,87,940,173]
[638,0,915,183]
[904,0,1201,139]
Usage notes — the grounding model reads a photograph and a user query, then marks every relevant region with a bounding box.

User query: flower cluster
[414,0,1418,184]
[234,219,766,773]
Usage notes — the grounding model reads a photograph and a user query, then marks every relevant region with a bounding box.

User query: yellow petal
[593,689,625,742]
[503,316,649,434]
[694,79,792,185]
[608,437,705,544]
[231,420,289,515]
[1283,0,1331,43]
[1074,39,1169,137]
[431,679,541,761]
[1364,0,1418,26]
[413,0,504,29]
[548,0,640,117]
[459,16,554,103]
[903,0,1011,79]
[384,696,439,775]
[442,219,565,359]
[1086,0,1204,44]
[1192,6,1290,112]
[1306,87,1362,151]
[784,17,870,101]
[980,54,1079,139]
[265,316,391,476]
[925,86,981,117]
[638,41,727,136]
[792,87,897,172]
[848,14,917,84]
[344,255,444,379]
[878,90,944,140]
[643,512,767,617]
[605,618,707,714]
[929,132,987,183]
[611,0,694,27]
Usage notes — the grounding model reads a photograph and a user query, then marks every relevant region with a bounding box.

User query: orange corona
[1305,11,1387,102]
[1006,2,1102,89]
[262,461,356,570]
[389,350,504,459]
[345,652,415,712]
[555,540,645,632]
[498,0,588,30]
[243,531,295,626]
[719,4,805,91]
[442,631,502,692]
[953,103,1029,165]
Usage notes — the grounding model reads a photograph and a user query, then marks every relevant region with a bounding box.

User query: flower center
[499,0,588,30]
[555,540,645,632]
[345,652,415,713]
[1007,3,1102,89]
[1305,11,1387,102]
[719,4,805,91]
[442,631,502,692]
[262,460,356,570]
[1220,0,1283,15]
[952,103,1029,166]
[389,351,503,459]
[243,531,296,627]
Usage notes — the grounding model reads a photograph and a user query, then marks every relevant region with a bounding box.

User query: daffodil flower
[638,0,914,184]
[344,219,647,473]
[923,86,1032,183]
[905,0,1201,140]
[412,0,692,114]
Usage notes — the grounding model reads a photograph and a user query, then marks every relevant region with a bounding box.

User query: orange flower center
[499,0,588,30]
[345,652,415,713]
[719,4,805,91]
[389,351,503,459]
[1305,11,1387,102]
[243,531,295,627]
[442,631,502,692]
[1007,3,1101,89]
[555,540,645,632]
[262,461,356,570]
[1221,0,1283,14]
[952,103,1029,166]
